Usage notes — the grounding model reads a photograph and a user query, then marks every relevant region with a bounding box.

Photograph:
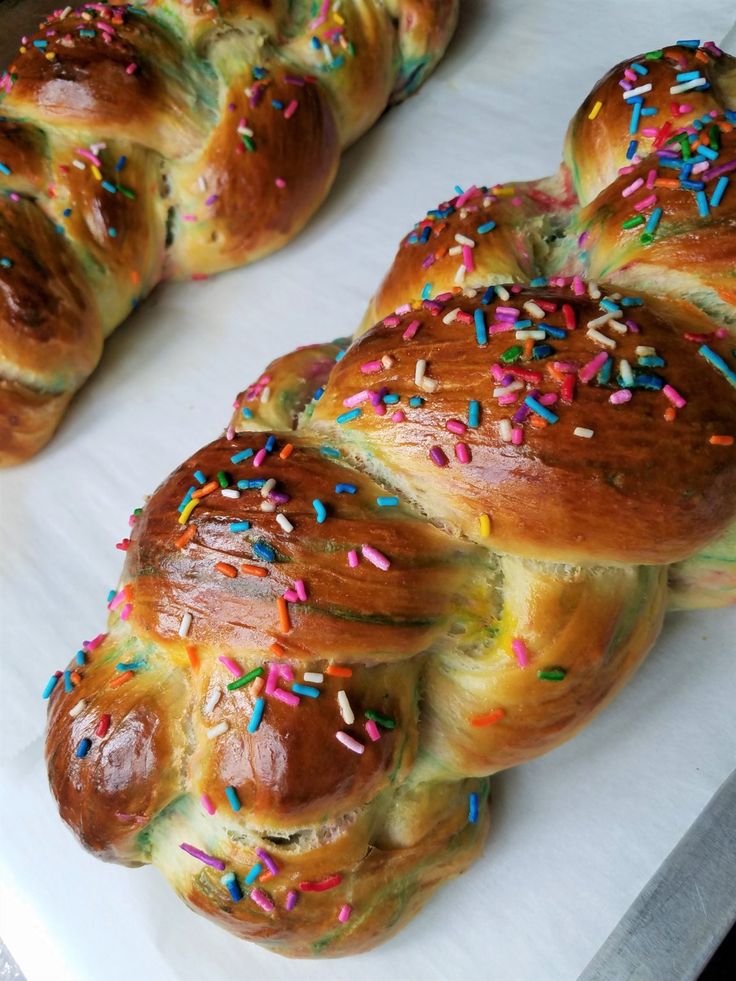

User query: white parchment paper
[1,1,735,978]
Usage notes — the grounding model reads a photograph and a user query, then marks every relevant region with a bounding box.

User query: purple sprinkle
[286,889,298,911]
[179,843,226,871]
[256,848,279,875]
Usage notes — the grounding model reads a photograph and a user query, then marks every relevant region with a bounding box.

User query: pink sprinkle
[552,361,578,373]
[383,315,401,326]
[336,731,365,754]
[283,588,299,603]
[273,688,300,706]
[403,319,420,340]
[498,393,519,406]
[251,888,275,913]
[84,634,106,652]
[622,177,644,198]
[365,720,381,742]
[646,168,657,189]
[200,793,216,815]
[446,418,467,435]
[462,245,474,273]
[495,306,520,320]
[511,637,529,668]
[609,390,632,405]
[634,193,657,212]
[75,147,102,167]
[343,390,372,408]
[360,360,383,374]
[109,589,127,611]
[295,580,308,602]
[572,276,586,296]
[338,904,352,923]
[218,656,242,677]
[120,603,132,621]
[226,425,235,440]
[182,214,198,222]
[391,410,406,423]
[663,384,686,408]
[286,890,298,911]
[538,392,558,406]
[361,545,390,571]
[348,549,359,568]
[490,363,507,382]
[275,177,286,188]
[252,448,267,467]
[265,663,281,695]
[429,445,449,467]
[579,352,609,384]
[284,99,298,119]
[511,426,524,446]
[455,443,471,463]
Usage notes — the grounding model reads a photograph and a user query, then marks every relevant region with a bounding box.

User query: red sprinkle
[299,874,343,893]
[95,714,111,738]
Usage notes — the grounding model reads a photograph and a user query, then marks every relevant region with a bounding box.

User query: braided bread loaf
[45,39,736,958]
[0,0,457,467]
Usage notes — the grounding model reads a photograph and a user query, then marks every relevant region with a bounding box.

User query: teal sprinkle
[108,227,117,237]
[230,449,254,464]
[292,683,319,698]
[313,499,327,523]
[377,496,399,507]
[477,220,496,234]
[699,345,736,388]
[115,661,142,672]
[245,863,263,885]
[247,698,265,733]
[524,395,558,424]
[468,399,480,428]
[194,470,207,485]
[320,446,340,458]
[337,408,361,424]
[409,396,423,407]
[242,407,253,419]
[230,521,251,532]
[225,787,241,812]
[101,180,117,193]
[421,282,432,300]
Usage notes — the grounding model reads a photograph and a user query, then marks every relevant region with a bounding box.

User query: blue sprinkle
[253,542,276,562]
[514,320,532,329]
[225,787,241,812]
[242,406,253,419]
[477,220,496,234]
[271,99,284,110]
[292,683,320,698]
[377,496,399,507]
[115,155,127,171]
[0,257,12,268]
[726,110,736,124]
[194,470,207,485]
[711,176,729,208]
[695,190,709,217]
[320,446,340,458]
[245,863,263,884]
[630,62,648,75]
[231,449,254,464]
[629,100,642,135]
[335,483,357,494]
[474,308,487,346]
[454,185,464,195]
[248,698,265,734]
[676,39,700,48]
[222,872,243,902]
[597,358,613,385]
[115,661,141,672]
[680,179,705,191]
[699,345,736,388]
[108,227,117,238]
[101,180,117,193]
[63,670,73,693]
[335,350,346,362]
[635,374,665,390]
[265,435,276,453]
[468,792,479,824]
[33,39,48,48]
[76,649,86,665]
[540,323,566,340]
[419,226,431,243]
[532,343,555,360]
[468,399,480,428]
[640,107,658,116]
[698,145,719,161]
[313,387,324,401]
[0,162,11,176]
[383,393,400,404]
[337,408,361,424]
[421,282,432,300]
[599,298,621,313]
[626,140,638,160]
[481,286,495,304]
[620,296,643,307]
[645,207,662,234]
[638,356,665,368]
[408,396,423,407]
[313,499,327,523]
[230,521,251,532]
[524,395,558,424]
[63,208,72,217]
[529,277,548,288]
[55,225,65,235]
[676,70,701,81]
[177,486,196,512]
[42,674,60,699]
[75,738,92,759]
[658,158,682,170]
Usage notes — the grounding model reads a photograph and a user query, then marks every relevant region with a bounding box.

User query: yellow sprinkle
[45,52,56,61]
[178,498,200,525]
[493,186,516,197]
[91,164,102,181]
[479,513,491,538]
[334,12,345,24]
[588,100,603,120]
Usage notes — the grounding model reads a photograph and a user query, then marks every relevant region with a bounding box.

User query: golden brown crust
[0,378,72,465]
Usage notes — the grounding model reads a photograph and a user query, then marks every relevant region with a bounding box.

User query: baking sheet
[1,0,736,978]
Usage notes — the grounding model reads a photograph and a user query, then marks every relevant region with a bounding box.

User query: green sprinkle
[227,667,264,691]
[622,216,645,229]
[242,134,255,152]
[537,667,567,682]
[216,470,229,488]
[644,49,664,59]
[639,232,654,245]
[365,710,396,728]
[500,345,523,364]
[117,185,136,200]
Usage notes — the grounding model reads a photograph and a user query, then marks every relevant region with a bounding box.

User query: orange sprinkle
[175,525,196,549]
[269,642,286,658]
[130,270,141,285]
[277,597,291,633]
[523,338,534,359]
[470,708,506,728]
[695,49,709,63]
[279,443,294,460]
[259,870,274,882]
[530,414,548,429]
[325,665,352,678]
[709,435,734,446]
[435,246,448,260]
[109,670,134,689]
[192,480,218,499]
[186,644,200,671]
[70,671,82,685]
[241,563,268,578]
[664,406,676,422]
[654,178,680,189]
[251,676,264,696]
[215,562,238,578]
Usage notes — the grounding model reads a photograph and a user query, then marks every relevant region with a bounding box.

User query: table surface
[1,1,736,979]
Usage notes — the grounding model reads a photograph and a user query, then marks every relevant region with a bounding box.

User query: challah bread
[0,0,457,466]
[44,39,736,957]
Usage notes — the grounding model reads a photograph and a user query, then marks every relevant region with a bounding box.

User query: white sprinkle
[261,478,276,498]
[276,513,294,533]
[670,77,708,95]
[90,142,107,156]
[463,287,478,298]
[72,160,86,170]
[608,320,628,334]
[414,359,427,385]
[179,612,192,638]
[493,381,523,397]
[588,309,623,329]
[574,427,595,439]
[523,301,545,320]
[495,285,510,301]
[198,175,208,192]
[454,263,466,284]
[260,500,276,512]
[619,359,635,386]
[304,672,323,684]
[204,688,222,716]
[482,195,493,207]
[499,419,513,442]
[623,83,652,100]
[336,731,364,754]
[636,345,656,357]
[381,355,394,369]
[221,488,240,499]
[455,233,475,247]
[206,721,229,740]
[260,387,271,404]
[515,330,546,340]
[443,308,460,324]
[421,377,439,393]
[587,281,602,300]
[337,690,355,725]
[448,245,463,256]
[68,699,86,718]
[586,327,617,349]
[237,125,254,137]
